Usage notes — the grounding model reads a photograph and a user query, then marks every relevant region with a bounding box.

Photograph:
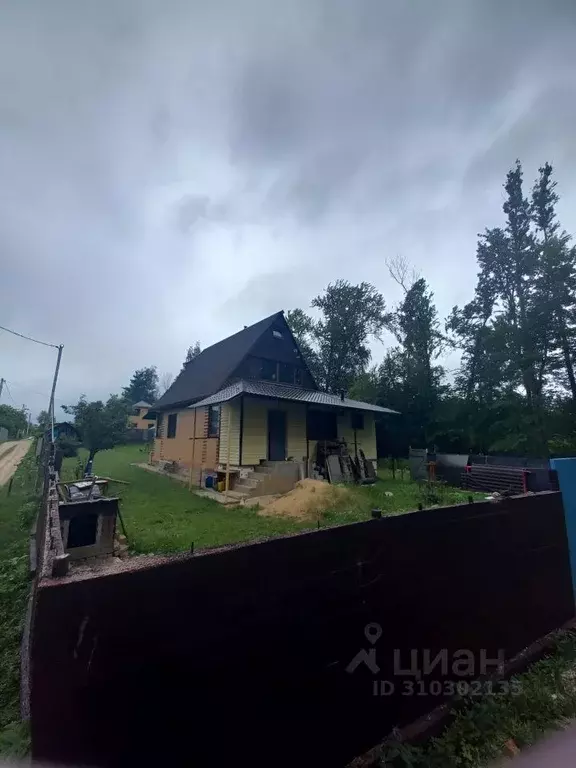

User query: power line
[5,379,66,403]
[0,323,60,349]
[3,381,17,407]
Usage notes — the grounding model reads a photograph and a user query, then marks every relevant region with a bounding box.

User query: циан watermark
[346,623,522,697]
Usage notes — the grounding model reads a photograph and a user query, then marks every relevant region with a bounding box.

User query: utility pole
[49,345,63,443]
[0,378,4,401]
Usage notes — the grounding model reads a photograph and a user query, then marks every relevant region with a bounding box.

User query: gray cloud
[1,0,576,417]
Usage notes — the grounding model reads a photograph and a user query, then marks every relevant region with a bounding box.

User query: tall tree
[289,281,389,393]
[530,163,576,402]
[122,366,159,404]
[394,278,445,441]
[182,342,201,372]
[63,395,129,464]
[446,160,576,455]
[285,308,321,383]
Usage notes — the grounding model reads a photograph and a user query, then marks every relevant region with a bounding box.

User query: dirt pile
[258,478,349,520]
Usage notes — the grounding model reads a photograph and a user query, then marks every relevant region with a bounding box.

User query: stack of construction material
[462,464,528,494]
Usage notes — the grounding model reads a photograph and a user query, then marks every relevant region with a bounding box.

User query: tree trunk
[84,449,97,477]
[560,328,576,402]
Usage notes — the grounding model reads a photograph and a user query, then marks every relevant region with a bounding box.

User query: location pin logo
[364,623,382,645]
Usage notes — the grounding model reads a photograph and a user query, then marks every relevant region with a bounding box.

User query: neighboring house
[129,401,152,431]
[148,312,397,491]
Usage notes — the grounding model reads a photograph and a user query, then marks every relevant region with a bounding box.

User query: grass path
[0,445,37,758]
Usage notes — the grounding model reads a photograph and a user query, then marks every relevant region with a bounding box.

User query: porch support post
[239,396,244,466]
[225,404,232,500]
[305,403,309,462]
[189,408,197,491]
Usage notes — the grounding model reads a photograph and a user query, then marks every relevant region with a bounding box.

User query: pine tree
[182,342,201,372]
[530,163,576,401]
[122,367,159,404]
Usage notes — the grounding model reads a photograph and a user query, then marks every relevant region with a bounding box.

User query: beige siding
[240,397,308,465]
[285,402,307,461]
[308,440,318,463]
[337,411,377,459]
[242,397,268,465]
[218,401,241,465]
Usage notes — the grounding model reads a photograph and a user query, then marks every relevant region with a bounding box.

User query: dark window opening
[157,414,163,437]
[67,514,98,548]
[279,362,294,383]
[307,410,338,441]
[208,405,221,437]
[351,412,364,430]
[261,359,278,381]
[167,413,178,438]
[247,356,262,378]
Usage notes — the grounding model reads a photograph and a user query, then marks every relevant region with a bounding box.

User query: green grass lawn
[322,467,484,526]
[0,444,36,759]
[61,445,314,553]
[62,445,483,555]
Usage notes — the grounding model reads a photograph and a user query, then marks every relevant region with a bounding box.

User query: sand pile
[258,478,349,520]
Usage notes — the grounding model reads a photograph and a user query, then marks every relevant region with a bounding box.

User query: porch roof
[189,379,399,414]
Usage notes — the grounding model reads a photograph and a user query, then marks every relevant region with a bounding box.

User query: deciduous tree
[288,281,389,393]
[63,395,129,464]
[0,405,27,439]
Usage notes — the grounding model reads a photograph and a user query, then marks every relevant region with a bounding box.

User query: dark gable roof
[152,312,285,411]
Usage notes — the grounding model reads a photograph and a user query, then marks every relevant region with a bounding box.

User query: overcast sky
[1,0,576,418]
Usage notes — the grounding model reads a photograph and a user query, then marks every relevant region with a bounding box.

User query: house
[148,312,397,496]
[129,401,152,431]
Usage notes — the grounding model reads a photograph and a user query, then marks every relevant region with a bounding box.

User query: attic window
[261,359,277,381]
[272,330,283,339]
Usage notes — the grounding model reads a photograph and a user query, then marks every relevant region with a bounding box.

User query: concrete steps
[235,476,262,488]
[226,490,250,500]
[231,462,302,499]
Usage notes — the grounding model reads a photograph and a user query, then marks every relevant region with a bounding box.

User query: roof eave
[188,380,400,414]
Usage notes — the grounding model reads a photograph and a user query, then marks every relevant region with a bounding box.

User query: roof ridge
[150,311,285,411]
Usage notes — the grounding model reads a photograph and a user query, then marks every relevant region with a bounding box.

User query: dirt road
[0,439,32,486]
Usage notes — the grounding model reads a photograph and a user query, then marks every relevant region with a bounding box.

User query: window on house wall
[157,414,163,437]
[167,413,178,439]
[208,405,221,437]
[279,362,295,384]
[307,410,338,440]
[351,412,364,430]
[261,359,278,381]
